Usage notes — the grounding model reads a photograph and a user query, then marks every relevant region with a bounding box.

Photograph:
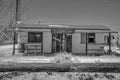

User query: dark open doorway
[66,34,72,53]
[52,33,72,53]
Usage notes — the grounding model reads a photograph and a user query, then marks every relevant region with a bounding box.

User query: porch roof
[18,24,111,31]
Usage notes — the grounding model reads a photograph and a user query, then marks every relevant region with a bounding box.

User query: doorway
[52,33,72,53]
[66,34,72,53]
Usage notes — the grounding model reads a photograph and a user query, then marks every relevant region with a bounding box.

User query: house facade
[17,24,116,55]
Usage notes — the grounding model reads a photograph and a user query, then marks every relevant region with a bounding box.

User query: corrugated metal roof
[18,24,110,30]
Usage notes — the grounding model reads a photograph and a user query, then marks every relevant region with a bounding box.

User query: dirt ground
[1,45,120,80]
[0,72,120,80]
[0,44,119,57]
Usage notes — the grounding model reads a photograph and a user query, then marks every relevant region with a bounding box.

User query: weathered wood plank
[0,56,120,72]
[0,62,120,72]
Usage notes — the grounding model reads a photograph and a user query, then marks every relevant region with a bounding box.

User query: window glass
[28,32,42,42]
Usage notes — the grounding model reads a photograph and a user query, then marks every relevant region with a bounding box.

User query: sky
[1,0,120,31]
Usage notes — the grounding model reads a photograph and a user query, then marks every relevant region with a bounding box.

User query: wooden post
[12,0,20,55]
[86,33,88,55]
[109,33,111,55]
[15,0,21,21]
[12,31,16,55]
[61,33,67,52]
[60,34,62,52]
[64,33,66,52]
[62,33,65,52]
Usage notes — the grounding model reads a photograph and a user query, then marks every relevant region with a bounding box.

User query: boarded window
[28,32,42,42]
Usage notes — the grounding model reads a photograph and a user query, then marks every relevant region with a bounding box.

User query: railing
[23,44,42,55]
[87,43,107,56]
[1,56,120,72]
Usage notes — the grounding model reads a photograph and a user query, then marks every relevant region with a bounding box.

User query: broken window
[28,32,42,42]
[81,33,95,44]
[88,33,95,43]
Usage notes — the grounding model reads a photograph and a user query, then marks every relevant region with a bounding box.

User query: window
[81,33,95,44]
[88,33,95,43]
[28,32,42,42]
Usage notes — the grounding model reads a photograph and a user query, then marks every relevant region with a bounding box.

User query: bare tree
[0,0,16,44]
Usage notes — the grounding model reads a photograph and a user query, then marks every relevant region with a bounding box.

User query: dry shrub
[52,52,73,63]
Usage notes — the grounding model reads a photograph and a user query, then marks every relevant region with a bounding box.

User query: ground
[1,72,120,80]
[1,44,120,80]
[0,44,13,57]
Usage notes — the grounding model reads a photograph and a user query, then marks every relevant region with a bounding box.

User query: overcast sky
[20,0,120,31]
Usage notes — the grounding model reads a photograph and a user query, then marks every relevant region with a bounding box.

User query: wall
[17,29,52,53]
[72,33,86,53]
[43,32,52,53]
[72,32,106,54]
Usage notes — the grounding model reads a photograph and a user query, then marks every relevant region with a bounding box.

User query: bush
[52,52,73,63]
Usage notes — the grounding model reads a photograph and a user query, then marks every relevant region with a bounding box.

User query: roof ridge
[20,24,110,30]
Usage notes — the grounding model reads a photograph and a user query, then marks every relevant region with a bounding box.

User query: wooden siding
[72,33,86,53]
[43,32,52,53]
[72,33,106,54]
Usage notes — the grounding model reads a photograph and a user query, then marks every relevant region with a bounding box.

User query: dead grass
[0,45,13,57]
[0,44,21,57]
[51,52,73,63]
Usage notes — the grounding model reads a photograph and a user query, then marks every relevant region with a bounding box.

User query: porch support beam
[86,33,88,55]
[108,32,111,55]
[62,33,66,52]
[12,31,16,55]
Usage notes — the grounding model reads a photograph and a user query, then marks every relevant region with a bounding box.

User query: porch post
[86,33,88,55]
[64,33,66,52]
[62,33,66,52]
[60,34,62,52]
[12,31,16,55]
[109,32,111,54]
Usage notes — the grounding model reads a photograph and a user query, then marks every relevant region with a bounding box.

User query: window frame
[88,33,96,44]
[81,33,96,44]
[28,32,43,43]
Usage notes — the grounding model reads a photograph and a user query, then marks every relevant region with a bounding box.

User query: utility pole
[12,0,20,55]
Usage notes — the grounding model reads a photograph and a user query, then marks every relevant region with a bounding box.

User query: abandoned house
[16,24,117,55]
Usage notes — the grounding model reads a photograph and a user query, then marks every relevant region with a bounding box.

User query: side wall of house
[72,33,86,53]
[17,29,52,53]
[72,32,106,54]
[43,32,52,53]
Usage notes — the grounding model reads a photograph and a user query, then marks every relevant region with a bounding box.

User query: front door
[52,33,62,53]
[52,33,72,53]
[66,34,72,53]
